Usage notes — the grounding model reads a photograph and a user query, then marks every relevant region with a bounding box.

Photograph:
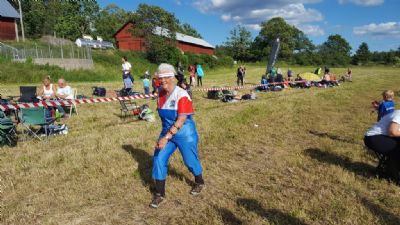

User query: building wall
[0,18,16,40]
[114,23,146,51]
[114,22,214,55]
[176,42,214,55]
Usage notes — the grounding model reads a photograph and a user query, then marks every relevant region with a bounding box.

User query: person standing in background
[196,64,204,87]
[188,64,196,86]
[123,73,133,95]
[143,74,150,96]
[176,61,184,84]
[242,65,247,84]
[152,72,159,95]
[122,56,134,83]
[237,65,244,86]
[287,68,293,81]
[347,68,352,81]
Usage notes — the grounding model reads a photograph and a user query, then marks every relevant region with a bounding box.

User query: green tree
[257,17,314,62]
[353,42,370,65]
[20,0,46,38]
[179,23,202,38]
[17,0,100,40]
[94,4,132,42]
[131,3,181,64]
[319,34,352,66]
[224,25,252,61]
[249,35,268,62]
[54,1,99,40]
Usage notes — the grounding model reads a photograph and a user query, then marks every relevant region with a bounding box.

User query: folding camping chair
[19,107,55,141]
[68,88,79,118]
[119,100,140,120]
[18,86,38,103]
[0,111,17,147]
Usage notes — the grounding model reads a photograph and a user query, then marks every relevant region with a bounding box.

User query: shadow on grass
[236,198,308,225]
[215,207,243,225]
[304,148,376,178]
[113,113,140,121]
[121,145,195,189]
[360,197,400,225]
[308,130,359,145]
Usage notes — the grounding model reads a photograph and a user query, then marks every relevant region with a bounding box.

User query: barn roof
[0,0,20,19]
[154,27,214,49]
[114,21,214,49]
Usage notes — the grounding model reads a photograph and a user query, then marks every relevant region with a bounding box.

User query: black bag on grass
[92,87,106,97]
[207,90,222,99]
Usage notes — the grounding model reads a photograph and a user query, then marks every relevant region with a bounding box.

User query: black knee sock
[195,175,204,185]
[155,180,166,197]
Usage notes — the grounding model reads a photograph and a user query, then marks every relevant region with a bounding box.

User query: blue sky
[98,0,400,52]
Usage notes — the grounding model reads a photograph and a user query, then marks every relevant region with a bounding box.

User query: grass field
[1,65,400,225]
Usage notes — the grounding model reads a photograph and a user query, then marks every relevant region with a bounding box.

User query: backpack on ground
[207,88,222,100]
[92,87,106,97]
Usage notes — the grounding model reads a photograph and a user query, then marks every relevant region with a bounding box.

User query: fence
[0,42,94,70]
[0,42,92,60]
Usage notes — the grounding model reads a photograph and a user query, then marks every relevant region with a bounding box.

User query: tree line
[10,1,202,42]
[10,1,399,66]
[219,17,400,66]
[10,1,213,65]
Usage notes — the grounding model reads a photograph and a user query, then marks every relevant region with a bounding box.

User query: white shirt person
[56,79,73,100]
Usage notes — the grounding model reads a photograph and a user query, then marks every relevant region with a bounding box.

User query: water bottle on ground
[55,109,61,122]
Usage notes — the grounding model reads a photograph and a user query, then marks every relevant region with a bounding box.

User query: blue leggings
[152,136,202,180]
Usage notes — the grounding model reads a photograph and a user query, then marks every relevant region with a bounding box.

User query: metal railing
[0,42,92,61]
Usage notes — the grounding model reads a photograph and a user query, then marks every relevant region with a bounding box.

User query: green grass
[0,49,158,84]
[1,66,400,224]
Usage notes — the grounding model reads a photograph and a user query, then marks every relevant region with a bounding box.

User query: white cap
[157,63,176,78]
[158,72,175,78]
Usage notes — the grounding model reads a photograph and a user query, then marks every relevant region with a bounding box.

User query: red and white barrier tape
[0,80,333,111]
[0,93,158,111]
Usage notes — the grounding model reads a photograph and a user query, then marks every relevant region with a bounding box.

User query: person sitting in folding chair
[38,76,56,101]
[56,78,74,117]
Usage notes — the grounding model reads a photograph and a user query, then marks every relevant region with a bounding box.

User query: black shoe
[190,183,205,195]
[149,194,166,208]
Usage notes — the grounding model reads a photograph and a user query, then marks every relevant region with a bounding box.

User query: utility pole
[16,0,25,42]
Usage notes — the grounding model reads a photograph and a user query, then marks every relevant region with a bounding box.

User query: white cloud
[338,0,384,6]
[193,0,324,36]
[175,0,182,5]
[353,22,400,37]
[298,24,325,36]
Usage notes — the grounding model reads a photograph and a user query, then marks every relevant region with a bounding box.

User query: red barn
[114,21,215,55]
[0,0,20,40]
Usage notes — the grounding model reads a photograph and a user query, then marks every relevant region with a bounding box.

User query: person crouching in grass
[150,63,205,208]
[372,90,395,121]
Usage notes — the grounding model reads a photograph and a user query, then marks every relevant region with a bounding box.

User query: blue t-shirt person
[260,76,268,90]
[124,77,133,89]
[143,78,150,95]
[378,100,395,121]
